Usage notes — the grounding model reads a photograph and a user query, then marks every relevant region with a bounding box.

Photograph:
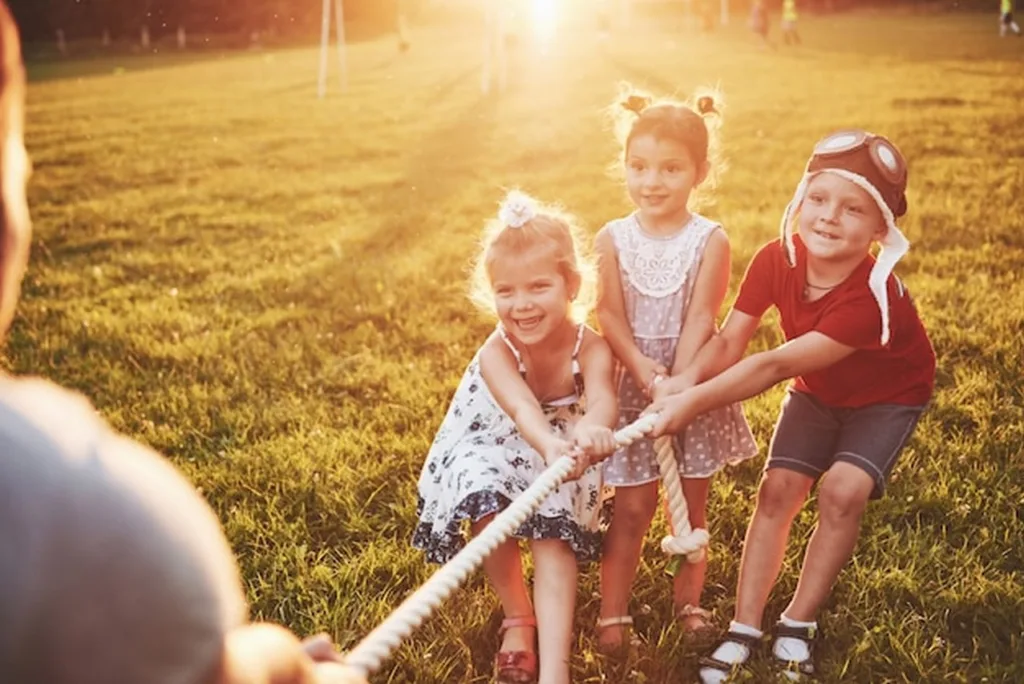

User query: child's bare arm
[670,229,731,379]
[479,335,569,463]
[656,306,761,399]
[650,331,858,437]
[575,332,618,431]
[595,228,665,388]
[571,332,619,464]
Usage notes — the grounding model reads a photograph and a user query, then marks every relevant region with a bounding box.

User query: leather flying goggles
[811,129,907,187]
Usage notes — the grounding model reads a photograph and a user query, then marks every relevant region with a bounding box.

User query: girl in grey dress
[594,87,757,649]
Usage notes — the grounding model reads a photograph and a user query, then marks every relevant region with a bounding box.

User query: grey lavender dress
[602,213,758,485]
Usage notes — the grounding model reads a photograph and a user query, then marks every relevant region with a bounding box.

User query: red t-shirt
[733,238,935,408]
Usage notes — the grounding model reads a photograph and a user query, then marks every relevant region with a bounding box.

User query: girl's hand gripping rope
[571,423,617,466]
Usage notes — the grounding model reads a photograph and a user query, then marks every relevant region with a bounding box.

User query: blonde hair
[610,83,726,210]
[469,191,596,324]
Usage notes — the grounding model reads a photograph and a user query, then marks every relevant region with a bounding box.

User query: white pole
[720,0,729,26]
[334,0,347,92]
[481,0,493,94]
[318,0,331,98]
[495,0,506,92]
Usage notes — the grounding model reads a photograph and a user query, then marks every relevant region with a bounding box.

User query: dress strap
[496,324,528,379]
[571,323,585,397]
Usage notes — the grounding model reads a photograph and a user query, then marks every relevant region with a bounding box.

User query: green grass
[10,7,1024,683]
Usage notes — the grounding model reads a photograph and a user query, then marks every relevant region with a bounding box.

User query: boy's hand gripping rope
[342,413,709,676]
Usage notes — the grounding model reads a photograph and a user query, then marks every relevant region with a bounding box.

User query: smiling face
[797,171,886,264]
[489,245,574,347]
[625,134,707,232]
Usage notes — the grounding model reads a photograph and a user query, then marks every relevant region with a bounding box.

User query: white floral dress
[603,213,758,485]
[413,324,604,564]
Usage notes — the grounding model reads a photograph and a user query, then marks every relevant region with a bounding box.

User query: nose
[641,168,661,188]
[512,291,533,312]
[820,202,841,224]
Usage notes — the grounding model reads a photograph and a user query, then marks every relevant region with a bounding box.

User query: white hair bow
[498,191,536,229]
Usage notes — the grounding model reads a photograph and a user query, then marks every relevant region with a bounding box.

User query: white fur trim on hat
[779,169,909,346]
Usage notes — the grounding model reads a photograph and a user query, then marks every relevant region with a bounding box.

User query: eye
[531,282,551,292]
[628,161,645,172]
[494,286,512,297]
[665,164,681,173]
[845,204,864,215]
[806,193,824,204]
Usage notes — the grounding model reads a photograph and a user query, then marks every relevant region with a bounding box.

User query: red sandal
[495,615,538,683]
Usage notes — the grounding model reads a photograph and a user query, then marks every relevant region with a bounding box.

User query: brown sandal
[595,615,639,656]
[495,615,538,683]
[676,604,715,634]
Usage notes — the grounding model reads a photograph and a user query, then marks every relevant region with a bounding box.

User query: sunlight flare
[530,0,559,41]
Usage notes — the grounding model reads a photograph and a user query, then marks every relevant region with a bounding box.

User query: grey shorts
[766,389,927,499]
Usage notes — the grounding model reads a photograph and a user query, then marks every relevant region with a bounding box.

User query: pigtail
[621,93,653,116]
[690,87,726,207]
[608,83,653,152]
[690,86,724,124]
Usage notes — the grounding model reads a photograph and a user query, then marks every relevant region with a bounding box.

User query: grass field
[10,6,1024,682]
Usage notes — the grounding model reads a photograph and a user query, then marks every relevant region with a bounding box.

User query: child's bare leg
[733,469,814,628]
[598,481,659,647]
[783,463,874,622]
[472,515,534,653]
[766,463,874,671]
[699,469,812,683]
[531,539,578,684]
[672,477,711,629]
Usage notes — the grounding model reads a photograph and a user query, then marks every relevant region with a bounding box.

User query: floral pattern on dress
[413,328,604,564]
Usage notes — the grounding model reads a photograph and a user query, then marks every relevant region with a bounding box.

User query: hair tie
[498,191,537,229]
[696,95,716,115]
[622,94,652,116]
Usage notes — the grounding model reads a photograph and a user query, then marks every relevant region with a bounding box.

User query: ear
[695,159,711,186]
[565,271,581,301]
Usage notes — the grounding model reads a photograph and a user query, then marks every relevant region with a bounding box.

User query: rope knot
[660,528,709,563]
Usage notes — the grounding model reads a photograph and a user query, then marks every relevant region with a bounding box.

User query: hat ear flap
[780,176,810,267]
[895,195,907,218]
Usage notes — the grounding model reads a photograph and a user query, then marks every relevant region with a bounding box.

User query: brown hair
[611,84,726,209]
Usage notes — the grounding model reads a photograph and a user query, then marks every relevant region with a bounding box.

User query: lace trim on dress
[612,214,719,298]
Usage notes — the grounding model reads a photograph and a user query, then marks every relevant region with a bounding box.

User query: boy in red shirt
[647,130,935,681]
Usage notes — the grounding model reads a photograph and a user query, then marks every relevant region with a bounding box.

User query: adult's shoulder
[0,376,104,458]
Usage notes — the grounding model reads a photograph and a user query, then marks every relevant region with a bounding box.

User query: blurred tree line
[7,0,417,45]
[6,0,1002,47]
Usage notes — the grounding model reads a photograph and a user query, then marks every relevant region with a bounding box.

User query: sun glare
[531,0,559,41]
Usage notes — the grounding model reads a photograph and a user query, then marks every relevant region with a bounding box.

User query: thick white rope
[343,411,702,676]
[654,434,709,563]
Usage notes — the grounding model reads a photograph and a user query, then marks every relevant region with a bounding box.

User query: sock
[774,614,817,665]
[699,622,762,684]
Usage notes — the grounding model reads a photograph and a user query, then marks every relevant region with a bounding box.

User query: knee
[817,479,869,525]
[612,493,658,532]
[754,471,809,520]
